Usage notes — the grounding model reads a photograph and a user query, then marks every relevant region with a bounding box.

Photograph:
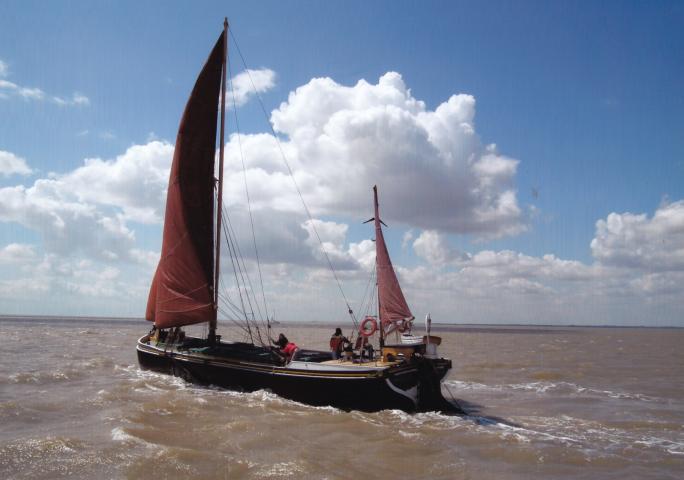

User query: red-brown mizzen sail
[372,185,413,326]
[146,32,225,329]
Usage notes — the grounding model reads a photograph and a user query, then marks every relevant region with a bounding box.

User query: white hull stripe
[385,379,418,407]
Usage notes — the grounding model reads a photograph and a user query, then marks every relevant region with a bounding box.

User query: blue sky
[0,1,683,325]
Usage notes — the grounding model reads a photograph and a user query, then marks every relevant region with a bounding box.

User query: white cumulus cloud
[58,141,173,224]
[222,71,524,239]
[591,200,684,272]
[0,142,171,262]
[397,200,684,324]
[301,218,358,270]
[413,230,463,265]
[1,67,682,325]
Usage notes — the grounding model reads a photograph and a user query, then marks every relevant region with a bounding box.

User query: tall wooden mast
[210,18,228,343]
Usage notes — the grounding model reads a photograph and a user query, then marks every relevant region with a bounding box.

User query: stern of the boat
[382,350,461,413]
[415,356,459,412]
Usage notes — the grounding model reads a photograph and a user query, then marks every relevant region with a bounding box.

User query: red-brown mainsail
[146,32,225,329]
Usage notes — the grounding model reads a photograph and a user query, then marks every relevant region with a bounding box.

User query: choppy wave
[112,365,684,461]
[356,406,684,462]
[3,357,115,386]
[2,321,683,479]
[0,436,118,479]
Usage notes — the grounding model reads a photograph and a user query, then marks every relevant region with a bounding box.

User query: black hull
[136,337,459,413]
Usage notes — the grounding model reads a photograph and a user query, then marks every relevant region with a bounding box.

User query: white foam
[110,427,135,442]
[445,379,661,402]
[634,436,684,454]
[258,461,304,477]
[491,420,581,446]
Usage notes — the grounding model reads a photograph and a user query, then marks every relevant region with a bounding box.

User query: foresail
[373,186,413,325]
[146,32,225,329]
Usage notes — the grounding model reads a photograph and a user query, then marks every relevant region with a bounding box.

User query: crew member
[272,333,298,361]
[329,327,348,360]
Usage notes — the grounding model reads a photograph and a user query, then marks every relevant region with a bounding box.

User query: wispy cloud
[77,129,117,139]
[53,92,90,107]
[0,78,46,100]
[0,58,89,107]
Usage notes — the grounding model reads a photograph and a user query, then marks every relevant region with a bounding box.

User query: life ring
[359,317,378,337]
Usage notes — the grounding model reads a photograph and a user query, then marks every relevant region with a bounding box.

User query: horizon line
[0,313,681,329]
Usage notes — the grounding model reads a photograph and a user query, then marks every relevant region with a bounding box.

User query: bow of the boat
[136,335,174,373]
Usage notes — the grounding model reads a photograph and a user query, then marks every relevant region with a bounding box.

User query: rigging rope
[227,58,270,328]
[218,190,254,344]
[217,274,248,321]
[222,214,259,321]
[222,206,268,345]
[229,28,357,326]
[359,265,377,319]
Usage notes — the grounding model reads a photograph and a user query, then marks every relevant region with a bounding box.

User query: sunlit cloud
[230,68,276,107]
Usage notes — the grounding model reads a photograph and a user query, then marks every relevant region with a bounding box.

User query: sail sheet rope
[228,28,358,330]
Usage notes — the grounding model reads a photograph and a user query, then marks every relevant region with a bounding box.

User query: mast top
[224,17,228,29]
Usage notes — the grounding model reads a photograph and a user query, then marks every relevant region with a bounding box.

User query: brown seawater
[1,317,683,479]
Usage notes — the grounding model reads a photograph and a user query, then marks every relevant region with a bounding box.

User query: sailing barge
[137,20,459,413]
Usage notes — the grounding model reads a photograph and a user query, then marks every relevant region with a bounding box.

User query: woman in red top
[272,333,298,362]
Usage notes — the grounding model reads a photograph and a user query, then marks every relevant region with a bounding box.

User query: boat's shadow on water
[446,398,523,428]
